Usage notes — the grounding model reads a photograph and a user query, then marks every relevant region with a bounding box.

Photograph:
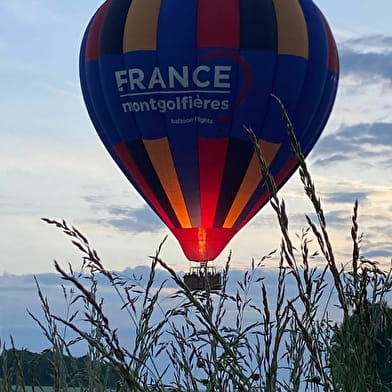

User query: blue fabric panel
[98,53,141,142]
[125,140,181,227]
[232,140,291,228]
[261,55,308,143]
[167,130,201,227]
[158,0,197,55]
[156,0,198,138]
[157,0,201,226]
[192,48,240,139]
[240,0,277,51]
[230,50,277,139]
[116,50,167,140]
[80,26,108,144]
[85,60,123,146]
[304,69,339,155]
[213,138,254,227]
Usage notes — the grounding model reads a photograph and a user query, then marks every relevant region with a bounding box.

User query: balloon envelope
[80,0,339,262]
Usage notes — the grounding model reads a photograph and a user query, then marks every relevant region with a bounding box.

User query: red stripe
[85,0,111,61]
[172,227,237,261]
[197,0,240,48]
[114,142,175,229]
[199,137,229,227]
[321,15,339,73]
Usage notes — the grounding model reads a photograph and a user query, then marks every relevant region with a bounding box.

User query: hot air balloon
[79,0,339,284]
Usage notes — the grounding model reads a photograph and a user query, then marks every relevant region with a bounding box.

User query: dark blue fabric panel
[80,24,107,144]
[230,50,277,139]
[126,140,181,227]
[157,0,198,140]
[231,138,291,228]
[192,48,240,139]
[100,50,176,143]
[98,54,142,143]
[100,0,132,55]
[167,130,201,227]
[261,55,308,143]
[303,69,339,155]
[213,138,254,227]
[240,0,277,51]
[157,0,201,226]
[158,0,197,56]
[85,60,123,145]
[232,181,269,229]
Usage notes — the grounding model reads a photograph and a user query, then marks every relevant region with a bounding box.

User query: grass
[1,98,391,391]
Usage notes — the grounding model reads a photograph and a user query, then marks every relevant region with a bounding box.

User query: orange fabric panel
[123,0,162,52]
[143,138,192,228]
[273,0,308,58]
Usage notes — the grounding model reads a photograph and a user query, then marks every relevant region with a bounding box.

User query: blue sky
[0,0,392,278]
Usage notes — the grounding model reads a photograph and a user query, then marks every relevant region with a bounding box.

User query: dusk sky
[1,0,391,278]
[1,0,392,358]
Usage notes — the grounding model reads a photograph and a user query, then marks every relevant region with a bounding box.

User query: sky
[0,0,391,359]
[0,0,391,275]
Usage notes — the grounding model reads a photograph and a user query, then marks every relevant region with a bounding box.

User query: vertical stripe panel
[85,0,111,61]
[273,0,309,58]
[223,140,280,228]
[237,155,297,230]
[166,132,201,227]
[199,138,229,227]
[197,0,240,48]
[322,15,339,72]
[240,0,277,51]
[99,0,133,55]
[143,138,192,228]
[124,139,181,227]
[213,139,254,227]
[123,0,162,52]
[157,0,197,58]
[114,142,177,229]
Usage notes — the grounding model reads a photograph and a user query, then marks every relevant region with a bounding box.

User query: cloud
[312,153,350,167]
[364,249,392,259]
[380,156,392,168]
[82,190,163,233]
[340,50,392,82]
[325,192,368,204]
[361,236,392,260]
[341,34,392,54]
[314,122,392,167]
[99,205,163,233]
[339,34,392,82]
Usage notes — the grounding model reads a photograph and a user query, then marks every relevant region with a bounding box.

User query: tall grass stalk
[2,98,391,391]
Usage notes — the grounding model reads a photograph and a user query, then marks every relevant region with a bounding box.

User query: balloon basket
[183,262,221,291]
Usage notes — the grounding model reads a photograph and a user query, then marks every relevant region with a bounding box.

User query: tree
[330,301,392,391]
